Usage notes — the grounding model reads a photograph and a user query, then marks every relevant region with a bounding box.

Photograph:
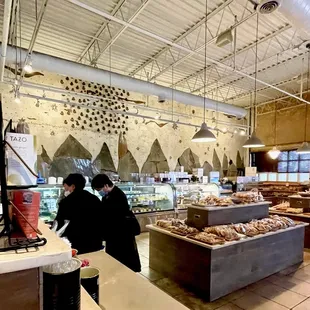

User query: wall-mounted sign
[5,133,37,186]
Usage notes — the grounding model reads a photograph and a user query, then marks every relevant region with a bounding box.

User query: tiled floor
[136,232,310,310]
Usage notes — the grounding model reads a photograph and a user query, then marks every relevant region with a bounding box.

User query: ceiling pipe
[0,0,13,82]
[2,45,247,118]
[67,0,310,107]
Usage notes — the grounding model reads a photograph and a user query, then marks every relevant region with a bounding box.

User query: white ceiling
[1,0,310,108]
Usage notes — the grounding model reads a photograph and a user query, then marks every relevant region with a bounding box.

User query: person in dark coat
[91,174,141,272]
[55,173,103,254]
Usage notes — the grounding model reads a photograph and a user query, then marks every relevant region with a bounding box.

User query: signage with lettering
[5,133,37,185]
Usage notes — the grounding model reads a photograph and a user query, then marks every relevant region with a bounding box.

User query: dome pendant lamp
[191,0,216,143]
[243,14,264,149]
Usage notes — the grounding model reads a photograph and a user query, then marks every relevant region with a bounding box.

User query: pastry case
[171,183,219,221]
[34,183,175,230]
[34,185,63,223]
[117,183,174,214]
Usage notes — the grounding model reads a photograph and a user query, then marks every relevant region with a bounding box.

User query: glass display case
[171,183,220,210]
[34,185,63,223]
[117,183,174,214]
[34,182,175,222]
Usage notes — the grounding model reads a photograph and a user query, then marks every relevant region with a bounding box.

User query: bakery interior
[1,0,310,309]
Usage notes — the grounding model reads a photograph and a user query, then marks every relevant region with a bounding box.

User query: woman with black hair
[55,173,103,254]
[91,174,141,272]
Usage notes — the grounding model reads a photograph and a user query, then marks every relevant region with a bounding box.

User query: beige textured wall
[1,71,247,172]
[257,100,310,149]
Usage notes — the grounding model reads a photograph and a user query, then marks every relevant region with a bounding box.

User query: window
[278,150,310,173]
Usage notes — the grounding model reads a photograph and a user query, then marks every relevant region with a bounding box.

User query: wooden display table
[147,224,306,302]
[269,210,310,248]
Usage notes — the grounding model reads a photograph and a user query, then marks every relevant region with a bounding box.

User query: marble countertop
[147,223,308,250]
[0,220,71,274]
[79,251,189,310]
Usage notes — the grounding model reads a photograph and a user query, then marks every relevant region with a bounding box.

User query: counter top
[81,287,101,310]
[269,210,310,219]
[147,223,308,250]
[0,220,71,274]
[79,251,189,310]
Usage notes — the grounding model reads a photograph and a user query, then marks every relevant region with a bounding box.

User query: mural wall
[1,70,246,180]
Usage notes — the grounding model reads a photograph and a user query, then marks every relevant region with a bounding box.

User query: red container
[13,190,40,239]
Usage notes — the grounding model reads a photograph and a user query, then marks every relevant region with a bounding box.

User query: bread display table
[148,223,306,301]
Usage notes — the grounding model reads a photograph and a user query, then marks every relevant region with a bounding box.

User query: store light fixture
[154,113,161,120]
[243,14,264,149]
[240,129,246,136]
[14,91,21,104]
[24,57,33,73]
[191,0,216,143]
[243,131,265,148]
[268,146,281,160]
[222,127,227,133]
[297,142,310,154]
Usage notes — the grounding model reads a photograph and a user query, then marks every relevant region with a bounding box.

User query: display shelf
[148,222,306,301]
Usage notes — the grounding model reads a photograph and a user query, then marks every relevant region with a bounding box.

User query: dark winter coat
[55,189,103,254]
[101,186,141,272]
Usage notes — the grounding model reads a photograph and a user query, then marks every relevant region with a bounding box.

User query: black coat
[55,189,103,254]
[101,186,141,272]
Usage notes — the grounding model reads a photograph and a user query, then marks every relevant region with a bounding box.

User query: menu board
[5,133,37,185]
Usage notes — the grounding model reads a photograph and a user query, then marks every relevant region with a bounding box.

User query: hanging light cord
[254,13,259,130]
[203,0,208,123]
[274,102,277,145]
[305,50,310,141]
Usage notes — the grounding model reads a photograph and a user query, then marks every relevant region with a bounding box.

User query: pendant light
[243,14,264,148]
[191,0,216,143]
[268,103,280,159]
[297,51,310,154]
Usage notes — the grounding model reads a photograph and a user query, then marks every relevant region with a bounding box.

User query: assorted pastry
[232,189,264,204]
[155,215,299,246]
[269,201,303,214]
[195,195,233,207]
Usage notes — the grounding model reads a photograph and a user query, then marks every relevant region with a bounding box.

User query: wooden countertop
[79,251,189,310]
[269,210,310,219]
[0,220,71,274]
[147,223,308,250]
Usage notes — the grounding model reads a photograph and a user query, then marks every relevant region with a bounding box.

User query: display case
[34,182,175,224]
[117,183,174,214]
[172,183,220,211]
[34,185,63,223]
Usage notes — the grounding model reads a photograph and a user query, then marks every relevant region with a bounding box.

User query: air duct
[2,45,246,118]
[255,1,310,38]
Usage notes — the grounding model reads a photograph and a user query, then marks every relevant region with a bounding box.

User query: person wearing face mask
[91,174,141,272]
[54,173,103,254]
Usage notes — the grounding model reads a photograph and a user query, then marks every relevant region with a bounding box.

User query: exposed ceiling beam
[87,0,152,66]
[188,24,291,94]
[76,0,126,63]
[149,12,256,83]
[65,0,310,105]
[128,0,234,77]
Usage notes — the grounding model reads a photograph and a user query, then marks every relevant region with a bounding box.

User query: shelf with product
[171,183,220,220]
[33,183,175,229]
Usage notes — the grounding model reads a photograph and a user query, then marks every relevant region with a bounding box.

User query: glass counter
[117,183,174,214]
[34,182,175,222]
[171,183,220,210]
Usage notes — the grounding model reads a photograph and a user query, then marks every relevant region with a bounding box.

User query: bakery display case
[34,185,63,223]
[117,183,174,214]
[35,183,175,229]
[172,183,220,210]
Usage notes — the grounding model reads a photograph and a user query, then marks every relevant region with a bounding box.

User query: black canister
[43,258,82,310]
[80,267,100,304]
